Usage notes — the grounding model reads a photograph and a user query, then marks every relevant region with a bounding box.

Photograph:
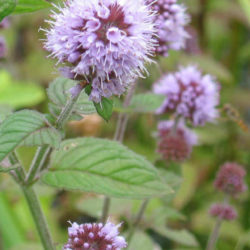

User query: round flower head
[44,0,156,102]
[63,221,127,250]
[0,36,7,58]
[209,203,237,221]
[147,0,189,56]
[214,162,247,195]
[157,120,197,162]
[153,65,220,126]
[0,18,10,29]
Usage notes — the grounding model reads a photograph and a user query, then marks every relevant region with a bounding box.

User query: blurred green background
[0,0,249,249]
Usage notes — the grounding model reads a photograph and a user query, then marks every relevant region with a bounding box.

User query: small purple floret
[214,162,247,195]
[64,221,127,250]
[209,203,237,221]
[147,0,190,56]
[153,65,220,126]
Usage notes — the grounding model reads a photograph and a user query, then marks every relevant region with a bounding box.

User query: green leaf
[47,78,96,120]
[128,231,155,250]
[0,0,16,22]
[154,227,199,247]
[129,93,165,113]
[0,110,61,162]
[94,97,113,121]
[0,70,45,109]
[13,0,50,14]
[42,138,173,199]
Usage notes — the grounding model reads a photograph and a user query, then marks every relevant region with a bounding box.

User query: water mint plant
[0,0,248,250]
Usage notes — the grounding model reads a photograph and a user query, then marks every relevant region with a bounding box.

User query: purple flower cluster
[214,162,247,196]
[209,203,237,221]
[147,0,189,56]
[0,36,6,59]
[157,120,197,161]
[0,18,10,29]
[64,221,127,250]
[153,65,220,126]
[0,18,9,59]
[44,0,156,102]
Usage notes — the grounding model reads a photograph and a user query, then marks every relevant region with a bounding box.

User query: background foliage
[0,0,249,249]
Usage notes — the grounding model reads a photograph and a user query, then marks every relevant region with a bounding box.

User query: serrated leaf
[13,0,50,14]
[154,227,199,247]
[0,110,61,162]
[94,98,113,121]
[21,127,61,148]
[130,93,165,113]
[0,0,16,22]
[42,138,173,199]
[47,78,96,120]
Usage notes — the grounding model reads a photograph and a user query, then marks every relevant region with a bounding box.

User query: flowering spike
[214,162,247,195]
[64,221,127,250]
[209,203,237,221]
[157,120,197,162]
[147,0,190,56]
[44,0,157,103]
[153,65,220,126]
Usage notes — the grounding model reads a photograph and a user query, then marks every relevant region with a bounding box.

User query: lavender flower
[147,0,190,56]
[44,0,156,102]
[0,36,6,58]
[157,120,197,162]
[209,203,237,221]
[214,162,247,196]
[0,18,10,29]
[153,65,220,126]
[63,221,127,250]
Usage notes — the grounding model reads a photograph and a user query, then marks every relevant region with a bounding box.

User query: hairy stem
[206,195,230,250]
[25,145,50,184]
[10,153,55,250]
[206,218,223,250]
[101,82,137,222]
[127,199,149,244]
[55,85,82,130]
[101,196,111,223]
[26,83,83,184]
[10,83,83,249]
[22,186,55,250]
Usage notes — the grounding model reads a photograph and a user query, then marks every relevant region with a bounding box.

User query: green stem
[55,87,82,130]
[127,199,149,244]
[26,83,83,184]
[206,217,223,250]
[25,145,50,184]
[206,195,230,250]
[22,186,55,250]
[9,83,83,249]
[10,154,55,250]
[101,196,111,223]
